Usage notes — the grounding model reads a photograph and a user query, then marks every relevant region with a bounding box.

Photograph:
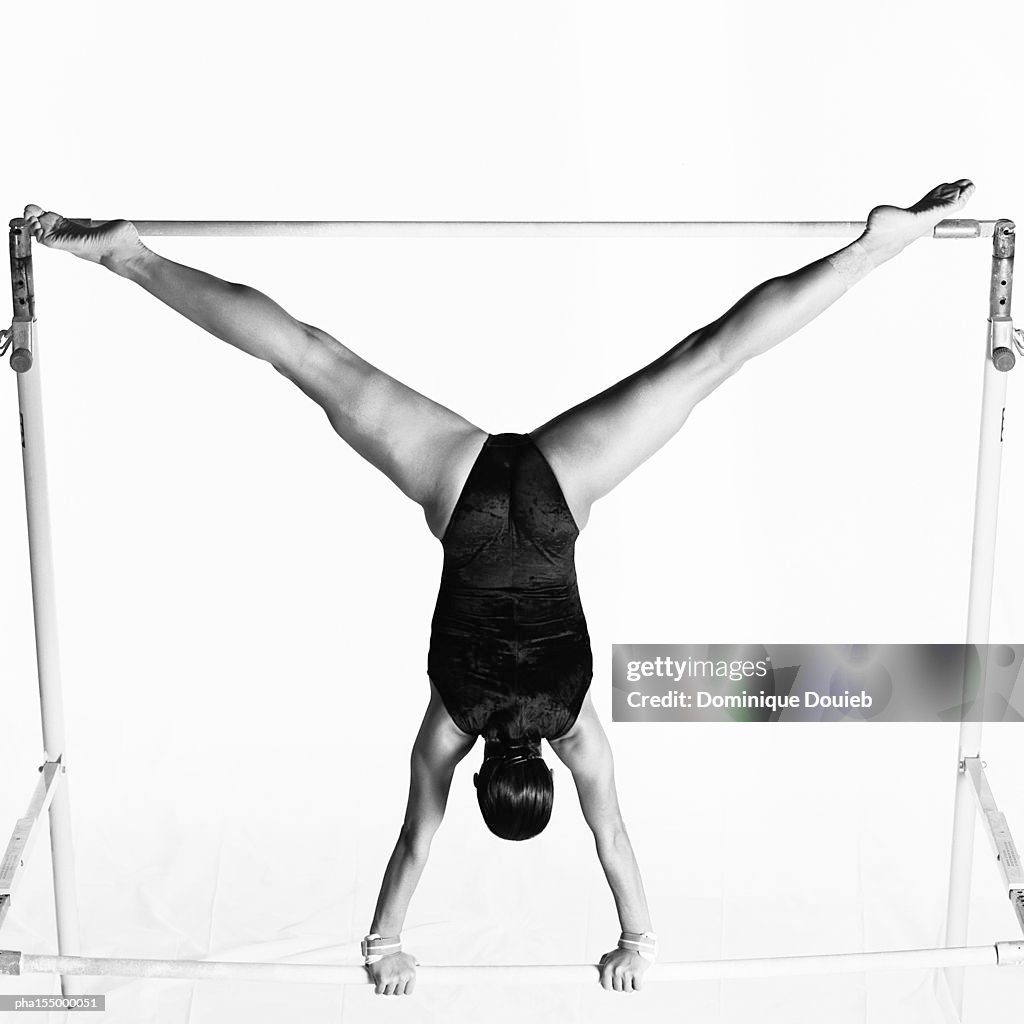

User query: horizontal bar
[3,943,1017,984]
[61,218,998,240]
[964,757,1024,894]
[0,762,62,899]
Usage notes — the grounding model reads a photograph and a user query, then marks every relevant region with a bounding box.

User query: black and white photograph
[1,2,1023,1022]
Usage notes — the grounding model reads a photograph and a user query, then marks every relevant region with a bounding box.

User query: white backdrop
[2,2,1023,1022]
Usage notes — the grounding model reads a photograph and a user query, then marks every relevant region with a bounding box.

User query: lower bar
[64,218,996,239]
[2,943,1015,985]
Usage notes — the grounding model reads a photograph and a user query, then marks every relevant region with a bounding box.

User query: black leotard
[428,432,592,742]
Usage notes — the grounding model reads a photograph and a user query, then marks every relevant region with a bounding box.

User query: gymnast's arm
[550,695,654,991]
[364,687,476,994]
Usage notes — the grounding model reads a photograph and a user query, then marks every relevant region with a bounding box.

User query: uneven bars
[64,218,996,239]
[3,943,1022,984]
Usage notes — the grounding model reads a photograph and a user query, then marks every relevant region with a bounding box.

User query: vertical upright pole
[8,219,81,993]
[944,219,1017,1017]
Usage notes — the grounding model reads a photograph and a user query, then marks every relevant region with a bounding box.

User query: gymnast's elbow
[592,818,631,854]
[398,820,440,860]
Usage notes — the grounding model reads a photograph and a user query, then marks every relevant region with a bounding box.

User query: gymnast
[23,180,975,995]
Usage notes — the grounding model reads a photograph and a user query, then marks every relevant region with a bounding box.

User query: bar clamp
[6,219,35,373]
[996,939,1024,966]
[989,219,1016,371]
[1012,889,1024,935]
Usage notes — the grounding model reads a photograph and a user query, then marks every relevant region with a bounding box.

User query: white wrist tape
[361,933,402,965]
[618,930,658,963]
[826,240,877,290]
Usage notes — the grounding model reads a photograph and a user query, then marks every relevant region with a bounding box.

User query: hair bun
[483,737,543,768]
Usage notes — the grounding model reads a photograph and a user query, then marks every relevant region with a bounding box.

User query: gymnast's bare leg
[529,180,976,530]
[22,204,488,541]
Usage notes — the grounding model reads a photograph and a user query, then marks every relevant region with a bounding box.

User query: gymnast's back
[427,433,592,742]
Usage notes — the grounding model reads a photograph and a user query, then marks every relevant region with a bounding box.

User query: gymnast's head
[473,735,553,841]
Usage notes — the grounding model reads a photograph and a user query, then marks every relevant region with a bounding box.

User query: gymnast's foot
[23,205,147,270]
[860,180,975,263]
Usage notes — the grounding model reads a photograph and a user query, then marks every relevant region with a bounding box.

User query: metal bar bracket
[0,762,63,931]
[7,219,35,372]
[0,949,21,975]
[996,939,1024,966]
[964,758,1024,919]
[989,219,1016,371]
[1011,889,1024,935]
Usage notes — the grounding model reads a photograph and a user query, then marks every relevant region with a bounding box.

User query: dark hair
[475,741,553,841]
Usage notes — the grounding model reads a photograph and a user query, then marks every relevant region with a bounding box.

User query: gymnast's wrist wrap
[361,933,402,965]
[826,240,877,291]
[618,930,658,963]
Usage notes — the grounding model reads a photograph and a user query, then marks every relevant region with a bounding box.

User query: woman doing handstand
[24,179,975,995]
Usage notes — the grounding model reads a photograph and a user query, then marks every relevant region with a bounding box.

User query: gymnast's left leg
[530,180,975,530]
[23,205,488,540]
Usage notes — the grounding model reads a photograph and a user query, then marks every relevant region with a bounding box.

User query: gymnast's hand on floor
[598,947,649,992]
[23,205,147,270]
[366,951,418,996]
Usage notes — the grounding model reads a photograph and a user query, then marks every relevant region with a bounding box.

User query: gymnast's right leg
[24,206,486,539]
